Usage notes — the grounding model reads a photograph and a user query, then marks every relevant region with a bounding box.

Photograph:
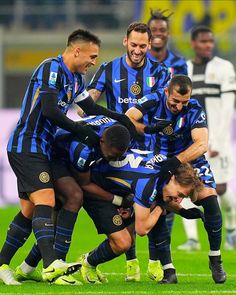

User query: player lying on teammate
[125,74,227,284]
[13,116,131,285]
[76,149,203,284]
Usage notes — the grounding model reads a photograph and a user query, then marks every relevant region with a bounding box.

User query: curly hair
[147,9,174,28]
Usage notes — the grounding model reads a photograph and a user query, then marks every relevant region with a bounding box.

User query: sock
[125,244,136,261]
[165,212,175,233]
[54,208,78,260]
[148,215,171,262]
[200,195,222,251]
[0,211,32,266]
[25,244,42,268]
[87,239,119,267]
[220,188,236,230]
[19,261,35,274]
[163,263,175,270]
[32,205,57,268]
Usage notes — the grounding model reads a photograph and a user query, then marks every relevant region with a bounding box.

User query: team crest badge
[49,72,57,86]
[113,215,122,226]
[163,125,173,135]
[130,83,141,95]
[39,172,50,183]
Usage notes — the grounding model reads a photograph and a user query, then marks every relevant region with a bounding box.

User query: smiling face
[123,30,150,68]
[162,175,193,203]
[149,19,169,51]
[165,86,192,114]
[73,42,99,74]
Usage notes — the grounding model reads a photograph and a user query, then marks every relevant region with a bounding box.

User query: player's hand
[118,208,132,219]
[115,114,137,140]
[144,119,172,134]
[75,122,100,148]
[157,156,181,184]
[121,193,134,208]
[179,208,205,221]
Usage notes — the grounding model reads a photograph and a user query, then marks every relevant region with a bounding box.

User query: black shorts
[51,157,72,181]
[7,151,54,199]
[83,198,134,235]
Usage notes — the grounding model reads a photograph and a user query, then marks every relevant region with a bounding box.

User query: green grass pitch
[0,205,235,294]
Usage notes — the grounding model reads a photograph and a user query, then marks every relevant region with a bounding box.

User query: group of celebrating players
[0,8,235,286]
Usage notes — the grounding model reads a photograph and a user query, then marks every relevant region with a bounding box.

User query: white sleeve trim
[74,89,90,103]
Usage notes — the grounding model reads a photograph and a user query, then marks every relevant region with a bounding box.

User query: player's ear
[164,87,169,96]
[123,36,128,47]
[74,47,80,57]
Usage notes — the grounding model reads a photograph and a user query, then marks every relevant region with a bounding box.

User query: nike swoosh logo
[65,240,71,244]
[205,180,213,184]
[44,267,55,273]
[114,78,126,83]
[155,240,166,246]
[212,228,222,233]
[45,223,54,227]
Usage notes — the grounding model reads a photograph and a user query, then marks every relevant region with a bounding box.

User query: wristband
[112,195,123,206]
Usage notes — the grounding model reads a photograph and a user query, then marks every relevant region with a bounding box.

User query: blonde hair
[175,163,203,202]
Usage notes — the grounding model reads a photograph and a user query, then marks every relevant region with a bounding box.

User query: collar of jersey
[58,54,74,84]
[122,54,147,73]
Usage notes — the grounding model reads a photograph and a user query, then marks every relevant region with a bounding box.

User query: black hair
[67,29,101,47]
[191,25,212,41]
[126,22,152,40]
[104,125,130,153]
[147,9,174,28]
[167,75,192,95]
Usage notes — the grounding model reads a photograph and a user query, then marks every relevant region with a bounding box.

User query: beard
[151,45,163,52]
[127,50,145,66]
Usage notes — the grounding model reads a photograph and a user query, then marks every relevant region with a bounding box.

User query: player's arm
[125,107,146,134]
[177,127,208,163]
[133,202,163,236]
[78,171,132,207]
[88,88,102,102]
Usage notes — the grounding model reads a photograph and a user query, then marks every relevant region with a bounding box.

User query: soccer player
[178,26,236,251]
[78,149,203,284]
[15,115,131,285]
[147,9,187,76]
[0,28,135,285]
[87,21,171,151]
[124,9,189,281]
[126,74,227,284]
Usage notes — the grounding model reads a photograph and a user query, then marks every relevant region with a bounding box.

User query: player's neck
[193,55,211,65]
[62,52,75,73]
[125,56,145,69]
[150,47,167,62]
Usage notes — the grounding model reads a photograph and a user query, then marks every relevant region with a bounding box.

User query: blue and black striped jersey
[88,55,171,150]
[134,94,207,157]
[7,55,87,157]
[91,149,167,208]
[54,115,119,172]
[147,50,188,77]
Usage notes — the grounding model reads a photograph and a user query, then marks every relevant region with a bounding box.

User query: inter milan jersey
[7,55,89,157]
[147,50,187,77]
[88,55,170,150]
[91,149,167,208]
[54,115,118,172]
[134,94,207,157]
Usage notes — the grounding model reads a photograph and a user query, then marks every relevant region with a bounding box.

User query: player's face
[149,19,169,51]
[74,42,99,74]
[166,87,191,114]
[163,175,192,203]
[100,139,126,162]
[123,31,150,67]
[191,32,214,60]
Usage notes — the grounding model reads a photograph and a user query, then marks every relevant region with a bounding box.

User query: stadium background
[0,1,236,294]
